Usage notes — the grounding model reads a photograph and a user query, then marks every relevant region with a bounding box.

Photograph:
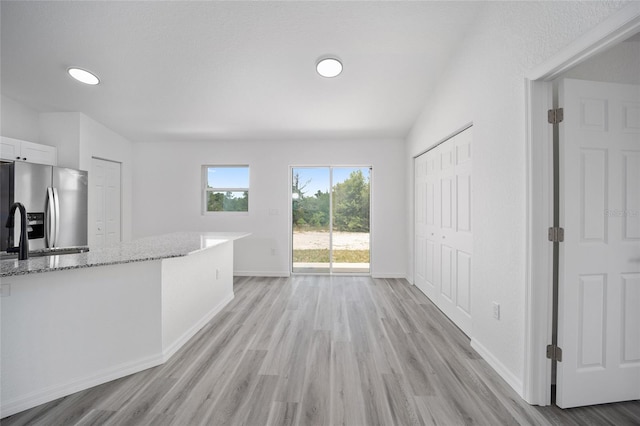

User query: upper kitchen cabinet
[0,136,57,166]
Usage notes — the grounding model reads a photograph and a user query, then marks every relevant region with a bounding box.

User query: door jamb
[524,2,640,405]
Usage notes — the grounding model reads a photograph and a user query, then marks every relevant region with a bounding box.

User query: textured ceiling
[1,1,483,142]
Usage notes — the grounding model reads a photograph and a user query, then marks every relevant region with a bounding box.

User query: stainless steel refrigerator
[0,161,88,252]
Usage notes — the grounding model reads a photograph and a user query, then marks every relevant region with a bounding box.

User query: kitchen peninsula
[0,232,249,418]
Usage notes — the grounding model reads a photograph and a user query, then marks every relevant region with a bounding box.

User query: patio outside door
[291,166,371,274]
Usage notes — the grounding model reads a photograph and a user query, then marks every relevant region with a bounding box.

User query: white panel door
[425,149,441,301]
[435,129,473,335]
[414,153,428,294]
[91,158,121,248]
[415,148,440,300]
[92,159,106,248]
[105,161,122,245]
[438,140,456,305]
[414,128,472,336]
[557,79,640,408]
[452,131,473,328]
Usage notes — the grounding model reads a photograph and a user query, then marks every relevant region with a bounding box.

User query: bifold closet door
[414,128,472,336]
[415,150,439,301]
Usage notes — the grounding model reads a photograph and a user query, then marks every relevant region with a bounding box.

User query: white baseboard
[371,273,407,280]
[234,270,290,277]
[471,338,524,398]
[162,292,235,362]
[233,271,407,279]
[1,354,164,418]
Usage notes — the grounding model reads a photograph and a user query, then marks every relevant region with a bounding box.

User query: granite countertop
[0,232,250,277]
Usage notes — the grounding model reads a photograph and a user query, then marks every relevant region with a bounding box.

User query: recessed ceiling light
[316,58,342,78]
[67,67,100,85]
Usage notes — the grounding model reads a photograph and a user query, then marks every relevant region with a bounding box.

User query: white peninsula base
[1,234,244,418]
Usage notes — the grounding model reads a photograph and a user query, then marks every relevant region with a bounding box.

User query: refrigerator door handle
[45,187,54,248]
[52,187,60,247]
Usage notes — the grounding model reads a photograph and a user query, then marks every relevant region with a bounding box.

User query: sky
[207,166,249,189]
[206,165,370,195]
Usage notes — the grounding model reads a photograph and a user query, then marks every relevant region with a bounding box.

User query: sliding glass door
[291,166,370,274]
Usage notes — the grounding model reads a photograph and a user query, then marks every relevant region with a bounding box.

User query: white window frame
[201,165,250,214]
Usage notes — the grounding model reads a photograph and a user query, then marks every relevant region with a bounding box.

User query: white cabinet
[0,136,57,166]
[0,137,20,160]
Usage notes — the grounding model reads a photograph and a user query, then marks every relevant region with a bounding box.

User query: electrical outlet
[492,302,500,320]
[215,269,220,280]
[271,248,276,256]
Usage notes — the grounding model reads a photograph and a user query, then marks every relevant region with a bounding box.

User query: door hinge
[546,344,563,362]
[548,108,564,124]
[548,227,564,242]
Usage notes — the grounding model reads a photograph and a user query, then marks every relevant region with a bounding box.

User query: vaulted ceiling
[1,1,483,142]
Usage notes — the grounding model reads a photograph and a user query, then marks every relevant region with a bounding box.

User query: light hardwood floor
[3,276,639,425]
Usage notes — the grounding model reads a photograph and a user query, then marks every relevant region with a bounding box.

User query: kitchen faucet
[6,202,29,260]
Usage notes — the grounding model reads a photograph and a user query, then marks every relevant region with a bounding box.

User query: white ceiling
[1,1,483,143]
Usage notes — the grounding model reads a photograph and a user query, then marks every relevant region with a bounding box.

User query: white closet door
[414,128,472,336]
[449,131,473,332]
[415,153,429,293]
[91,158,121,248]
[105,160,121,245]
[415,148,440,300]
[92,159,106,248]
[425,149,441,302]
[556,79,640,408]
[438,140,456,310]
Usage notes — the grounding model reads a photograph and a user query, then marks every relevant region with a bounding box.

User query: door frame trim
[524,2,640,405]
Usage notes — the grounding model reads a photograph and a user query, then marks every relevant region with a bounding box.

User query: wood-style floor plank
[238,374,280,426]
[330,340,366,426]
[297,330,331,426]
[197,349,268,426]
[3,276,640,426]
[266,402,298,426]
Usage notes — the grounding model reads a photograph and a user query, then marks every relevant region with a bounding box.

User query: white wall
[133,138,406,277]
[405,1,628,396]
[39,112,134,244]
[1,95,40,142]
[39,112,81,168]
[559,39,640,84]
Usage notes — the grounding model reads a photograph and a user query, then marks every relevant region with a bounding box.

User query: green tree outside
[292,170,369,232]
[332,170,369,232]
[207,191,248,212]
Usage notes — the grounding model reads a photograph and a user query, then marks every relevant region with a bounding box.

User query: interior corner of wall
[470,338,524,398]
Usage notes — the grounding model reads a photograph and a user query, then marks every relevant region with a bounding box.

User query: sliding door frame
[289,165,373,276]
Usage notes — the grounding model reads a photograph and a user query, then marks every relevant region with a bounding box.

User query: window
[202,166,249,213]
